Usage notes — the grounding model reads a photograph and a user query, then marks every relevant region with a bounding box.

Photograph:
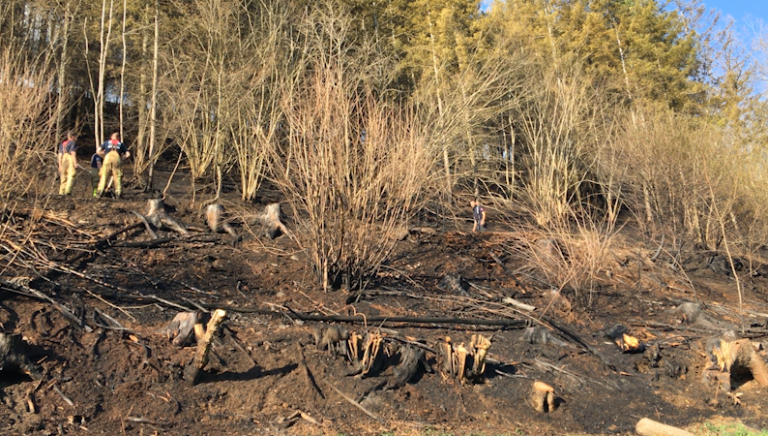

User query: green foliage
[694,421,768,436]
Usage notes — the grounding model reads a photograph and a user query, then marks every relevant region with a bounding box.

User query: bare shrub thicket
[514,72,610,227]
[271,66,435,291]
[0,50,57,198]
[410,40,533,199]
[610,109,757,250]
[158,0,290,202]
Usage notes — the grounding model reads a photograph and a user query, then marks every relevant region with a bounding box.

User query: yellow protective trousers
[59,154,76,195]
[98,151,123,196]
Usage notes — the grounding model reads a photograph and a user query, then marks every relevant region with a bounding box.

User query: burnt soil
[2,167,768,435]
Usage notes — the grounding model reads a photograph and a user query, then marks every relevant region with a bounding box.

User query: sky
[702,1,767,27]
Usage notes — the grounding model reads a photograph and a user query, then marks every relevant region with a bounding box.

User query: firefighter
[96,132,130,198]
[57,131,78,196]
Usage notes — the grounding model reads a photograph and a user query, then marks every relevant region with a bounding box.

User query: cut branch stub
[635,418,694,436]
[346,332,384,377]
[530,381,556,413]
[184,309,227,385]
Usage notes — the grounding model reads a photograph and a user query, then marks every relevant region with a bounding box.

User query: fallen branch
[111,237,173,248]
[0,278,83,330]
[326,382,384,424]
[52,384,74,406]
[540,315,615,371]
[635,418,693,436]
[489,251,528,291]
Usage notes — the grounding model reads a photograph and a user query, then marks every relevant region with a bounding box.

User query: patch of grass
[693,421,768,436]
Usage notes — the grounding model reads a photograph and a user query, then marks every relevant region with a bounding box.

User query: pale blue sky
[703,0,767,26]
[480,1,767,26]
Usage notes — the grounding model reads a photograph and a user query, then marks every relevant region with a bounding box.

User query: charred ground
[1,169,768,436]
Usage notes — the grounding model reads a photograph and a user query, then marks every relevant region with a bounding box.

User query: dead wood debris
[326,382,385,424]
[346,332,386,377]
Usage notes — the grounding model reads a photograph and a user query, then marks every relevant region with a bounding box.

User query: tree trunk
[146,0,159,191]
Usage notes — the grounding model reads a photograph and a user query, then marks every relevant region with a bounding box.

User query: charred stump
[206,204,237,237]
[251,203,288,239]
[0,333,42,380]
[144,199,189,237]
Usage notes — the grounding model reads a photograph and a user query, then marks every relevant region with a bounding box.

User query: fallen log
[635,418,694,436]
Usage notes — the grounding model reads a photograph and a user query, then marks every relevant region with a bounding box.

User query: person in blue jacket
[96,132,130,198]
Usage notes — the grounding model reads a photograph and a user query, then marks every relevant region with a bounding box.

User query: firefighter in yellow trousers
[57,131,77,196]
[97,132,130,198]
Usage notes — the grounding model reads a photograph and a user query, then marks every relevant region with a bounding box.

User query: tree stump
[0,333,42,380]
[206,204,237,237]
[252,203,288,239]
[530,381,556,413]
[145,199,189,237]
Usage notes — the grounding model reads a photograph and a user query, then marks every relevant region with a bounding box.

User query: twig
[0,278,83,330]
[296,344,324,399]
[223,326,256,368]
[540,315,615,372]
[112,237,172,248]
[130,211,159,239]
[489,251,528,291]
[326,382,384,424]
[495,369,529,379]
[534,358,621,391]
[125,416,171,427]
[52,384,74,406]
